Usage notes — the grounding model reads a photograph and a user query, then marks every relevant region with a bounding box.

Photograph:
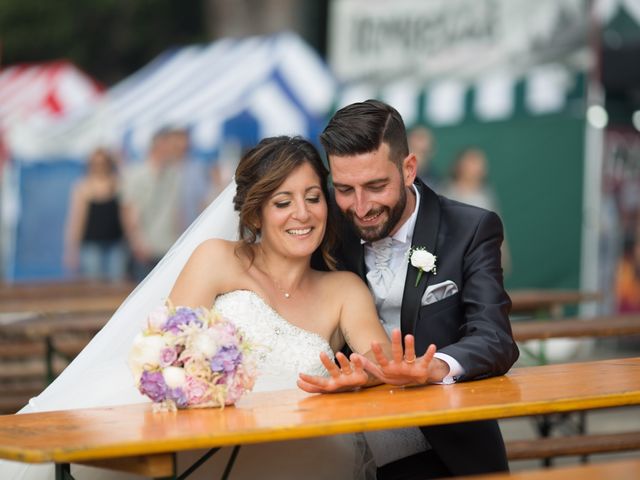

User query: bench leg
[533,411,591,467]
[55,463,73,480]
[173,446,241,480]
[221,446,241,480]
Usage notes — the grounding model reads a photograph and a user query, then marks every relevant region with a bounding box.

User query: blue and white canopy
[1,33,336,281]
[6,32,336,163]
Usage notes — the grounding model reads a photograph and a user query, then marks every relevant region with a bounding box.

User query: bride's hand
[297,352,369,393]
[361,329,441,386]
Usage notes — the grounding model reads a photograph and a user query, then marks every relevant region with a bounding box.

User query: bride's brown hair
[233,136,337,270]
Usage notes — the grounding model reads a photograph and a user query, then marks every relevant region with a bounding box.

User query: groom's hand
[362,329,445,386]
[297,351,370,393]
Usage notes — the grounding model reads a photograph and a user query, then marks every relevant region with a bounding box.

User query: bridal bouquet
[129,303,256,411]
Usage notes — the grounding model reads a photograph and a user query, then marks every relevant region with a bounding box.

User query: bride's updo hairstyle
[233,136,337,269]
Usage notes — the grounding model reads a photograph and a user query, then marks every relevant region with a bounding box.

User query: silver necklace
[259,251,297,299]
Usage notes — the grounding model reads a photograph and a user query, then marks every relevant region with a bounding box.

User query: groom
[319,100,519,479]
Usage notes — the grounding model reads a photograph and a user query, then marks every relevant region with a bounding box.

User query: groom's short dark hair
[319,99,409,168]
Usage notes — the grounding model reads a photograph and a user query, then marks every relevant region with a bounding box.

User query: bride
[1,136,433,479]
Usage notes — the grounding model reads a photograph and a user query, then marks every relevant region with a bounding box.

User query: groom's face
[329,143,417,242]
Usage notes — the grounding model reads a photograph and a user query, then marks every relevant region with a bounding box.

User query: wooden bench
[506,430,640,460]
[508,289,601,318]
[0,337,69,414]
[508,314,640,464]
[459,458,640,479]
[0,313,107,414]
[512,314,640,342]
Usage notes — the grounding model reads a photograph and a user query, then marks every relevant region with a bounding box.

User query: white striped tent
[1,33,336,281]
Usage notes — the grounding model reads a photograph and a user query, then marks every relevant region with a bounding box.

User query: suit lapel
[401,179,441,336]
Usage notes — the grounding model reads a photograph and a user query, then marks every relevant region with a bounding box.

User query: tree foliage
[0,0,207,85]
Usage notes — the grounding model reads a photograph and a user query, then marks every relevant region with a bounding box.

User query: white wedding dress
[1,289,374,479]
[176,290,374,479]
[0,182,374,479]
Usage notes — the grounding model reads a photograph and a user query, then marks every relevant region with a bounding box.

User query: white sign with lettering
[328,0,586,81]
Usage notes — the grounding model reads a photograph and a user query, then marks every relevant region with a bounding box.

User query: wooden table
[0,357,639,478]
[509,290,601,317]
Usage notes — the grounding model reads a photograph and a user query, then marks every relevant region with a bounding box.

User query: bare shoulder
[72,179,90,199]
[192,238,237,258]
[183,239,245,274]
[170,239,244,307]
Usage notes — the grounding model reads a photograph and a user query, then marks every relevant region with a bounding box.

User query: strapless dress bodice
[214,290,334,391]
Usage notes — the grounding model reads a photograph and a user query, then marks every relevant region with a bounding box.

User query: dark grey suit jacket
[334,178,520,476]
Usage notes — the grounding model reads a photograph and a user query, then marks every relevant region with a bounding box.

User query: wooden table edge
[8,390,640,465]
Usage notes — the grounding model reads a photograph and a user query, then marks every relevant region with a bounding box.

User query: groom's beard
[344,185,407,242]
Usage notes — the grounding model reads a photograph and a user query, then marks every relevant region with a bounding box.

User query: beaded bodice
[214,290,334,392]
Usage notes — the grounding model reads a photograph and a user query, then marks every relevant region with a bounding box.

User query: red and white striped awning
[0,60,103,165]
[0,60,102,122]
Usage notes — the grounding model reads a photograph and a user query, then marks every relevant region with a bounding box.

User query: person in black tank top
[64,148,128,282]
[84,197,123,243]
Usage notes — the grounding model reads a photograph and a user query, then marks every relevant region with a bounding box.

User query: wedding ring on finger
[404,356,417,364]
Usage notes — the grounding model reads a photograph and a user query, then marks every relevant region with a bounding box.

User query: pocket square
[421,280,458,306]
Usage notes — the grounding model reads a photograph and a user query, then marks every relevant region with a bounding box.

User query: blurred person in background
[167,126,210,230]
[442,147,497,211]
[63,148,127,282]
[408,125,440,190]
[616,228,640,313]
[205,139,244,206]
[121,128,182,282]
[441,147,511,274]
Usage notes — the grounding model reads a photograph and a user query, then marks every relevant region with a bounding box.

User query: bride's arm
[298,273,392,393]
[297,272,441,393]
[168,239,229,308]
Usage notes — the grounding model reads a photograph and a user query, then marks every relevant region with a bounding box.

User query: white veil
[1,181,239,478]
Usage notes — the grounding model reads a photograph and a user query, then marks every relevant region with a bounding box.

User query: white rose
[129,334,165,375]
[147,306,169,331]
[191,331,219,357]
[410,249,436,271]
[163,366,187,388]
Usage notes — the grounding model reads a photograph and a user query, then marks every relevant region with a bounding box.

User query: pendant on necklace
[284,292,291,299]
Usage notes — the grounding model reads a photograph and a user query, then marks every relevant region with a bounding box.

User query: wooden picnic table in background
[0,281,134,414]
[0,292,130,316]
[0,283,597,318]
[0,357,638,478]
[508,289,602,317]
[0,280,134,301]
[511,313,640,342]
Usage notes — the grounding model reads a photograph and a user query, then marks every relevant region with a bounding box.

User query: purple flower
[139,371,167,402]
[160,347,178,367]
[210,345,242,374]
[164,307,202,334]
[167,387,189,409]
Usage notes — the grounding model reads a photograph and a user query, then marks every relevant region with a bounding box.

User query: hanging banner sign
[328,0,588,82]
